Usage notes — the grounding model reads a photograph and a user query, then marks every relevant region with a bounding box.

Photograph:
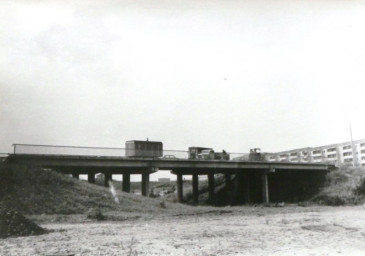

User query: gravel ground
[1,206,365,256]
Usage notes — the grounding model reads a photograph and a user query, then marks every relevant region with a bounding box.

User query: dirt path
[1,206,365,256]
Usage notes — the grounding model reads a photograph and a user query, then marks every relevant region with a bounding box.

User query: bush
[86,208,106,221]
[355,178,365,195]
[313,195,346,206]
[0,206,47,238]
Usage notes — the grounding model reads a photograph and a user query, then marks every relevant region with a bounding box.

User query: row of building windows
[269,141,365,162]
[274,147,364,159]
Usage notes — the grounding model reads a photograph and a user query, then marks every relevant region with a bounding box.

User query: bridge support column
[177,173,183,203]
[123,173,131,193]
[232,171,241,205]
[208,173,215,204]
[243,173,251,204]
[261,173,269,203]
[192,174,199,205]
[104,173,112,187]
[141,173,150,197]
[88,173,95,184]
[72,173,79,179]
[225,173,232,204]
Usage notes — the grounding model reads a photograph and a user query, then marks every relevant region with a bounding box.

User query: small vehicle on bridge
[248,148,266,161]
[161,155,177,159]
[188,147,230,160]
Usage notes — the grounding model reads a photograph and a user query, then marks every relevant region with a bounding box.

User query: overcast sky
[1,0,365,155]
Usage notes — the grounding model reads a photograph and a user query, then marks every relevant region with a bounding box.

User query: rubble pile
[0,207,47,238]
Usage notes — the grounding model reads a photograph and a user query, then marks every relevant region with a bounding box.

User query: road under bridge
[6,153,335,205]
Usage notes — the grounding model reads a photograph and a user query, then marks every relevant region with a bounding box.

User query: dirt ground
[1,206,365,256]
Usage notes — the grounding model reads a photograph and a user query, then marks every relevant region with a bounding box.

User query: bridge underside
[171,169,328,205]
[6,154,334,205]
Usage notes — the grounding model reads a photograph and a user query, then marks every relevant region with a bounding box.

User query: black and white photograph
[1,0,365,255]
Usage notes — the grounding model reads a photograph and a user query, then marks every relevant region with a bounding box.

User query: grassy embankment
[0,163,217,220]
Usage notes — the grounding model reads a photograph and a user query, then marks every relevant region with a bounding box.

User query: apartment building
[267,139,365,167]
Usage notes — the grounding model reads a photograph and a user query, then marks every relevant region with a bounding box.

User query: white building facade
[267,139,365,167]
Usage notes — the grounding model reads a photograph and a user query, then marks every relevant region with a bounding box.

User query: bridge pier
[261,173,269,203]
[177,173,183,203]
[123,173,131,193]
[243,173,251,204]
[88,173,95,184]
[225,173,232,204]
[192,174,199,205]
[208,173,215,204]
[141,173,150,197]
[104,173,112,187]
[72,173,79,179]
[232,171,241,205]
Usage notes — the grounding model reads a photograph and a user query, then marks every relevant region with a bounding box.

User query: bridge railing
[12,144,250,160]
[12,144,127,157]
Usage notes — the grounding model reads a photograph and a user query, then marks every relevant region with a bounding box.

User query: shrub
[355,177,365,195]
[313,195,346,206]
[86,208,106,221]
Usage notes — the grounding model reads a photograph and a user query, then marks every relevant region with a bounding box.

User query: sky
[1,0,365,158]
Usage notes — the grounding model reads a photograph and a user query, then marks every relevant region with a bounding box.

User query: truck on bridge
[188,147,230,160]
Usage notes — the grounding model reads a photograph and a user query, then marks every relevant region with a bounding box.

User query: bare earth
[1,206,365,256]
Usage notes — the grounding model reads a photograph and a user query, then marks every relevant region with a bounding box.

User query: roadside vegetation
[311,166,365,205]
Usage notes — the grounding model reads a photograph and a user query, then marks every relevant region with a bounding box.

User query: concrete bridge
[6,148,335,205]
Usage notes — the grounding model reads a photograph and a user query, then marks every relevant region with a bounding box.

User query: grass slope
[0,164,202,215]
